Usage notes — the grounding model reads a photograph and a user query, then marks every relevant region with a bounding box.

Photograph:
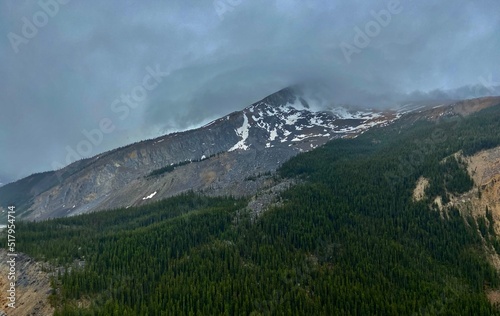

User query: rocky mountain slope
[0,250,54,316]
[1,88,499,222]
[424,146,500,232]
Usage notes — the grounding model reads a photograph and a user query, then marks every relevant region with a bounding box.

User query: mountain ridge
[1,88,499,222]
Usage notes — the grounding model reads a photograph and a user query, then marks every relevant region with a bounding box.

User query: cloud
[0,0,499,181]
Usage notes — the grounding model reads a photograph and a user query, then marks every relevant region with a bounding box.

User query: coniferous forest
[3,104,500,315]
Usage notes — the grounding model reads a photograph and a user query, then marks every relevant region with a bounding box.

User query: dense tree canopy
[3,105,500,315]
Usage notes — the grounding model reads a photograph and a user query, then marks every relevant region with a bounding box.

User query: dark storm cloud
[0,0,499,182]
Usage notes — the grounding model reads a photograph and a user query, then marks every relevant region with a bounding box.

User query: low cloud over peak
[1,0,499,181]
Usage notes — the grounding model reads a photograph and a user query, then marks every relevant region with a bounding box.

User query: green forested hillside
[3,105,500,315]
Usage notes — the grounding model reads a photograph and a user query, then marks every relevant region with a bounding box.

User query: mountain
[0,87,398,221]
[1,88,499,223]
[4,95,500,315]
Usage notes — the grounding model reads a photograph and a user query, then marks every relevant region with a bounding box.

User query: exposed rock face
[0,250,54,316]
[413,177,430,202]
[464,147,500,230]
[427,146,500,232]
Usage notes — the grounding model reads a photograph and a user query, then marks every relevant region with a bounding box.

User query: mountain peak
[253,86,299,108]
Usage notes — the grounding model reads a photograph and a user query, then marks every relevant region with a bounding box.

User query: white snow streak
[142,191,157,200]
[229,113,250,151]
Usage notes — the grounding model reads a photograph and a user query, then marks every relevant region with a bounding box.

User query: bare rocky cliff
[0,250,53,316]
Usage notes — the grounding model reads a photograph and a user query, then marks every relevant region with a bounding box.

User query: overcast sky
[1,0,499,184]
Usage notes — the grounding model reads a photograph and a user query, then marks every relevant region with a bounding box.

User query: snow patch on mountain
[226,91,396,152]
[142,191,157,200]
[269,129,278,141]
[229,112,250,151]
[284,112,301,125]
